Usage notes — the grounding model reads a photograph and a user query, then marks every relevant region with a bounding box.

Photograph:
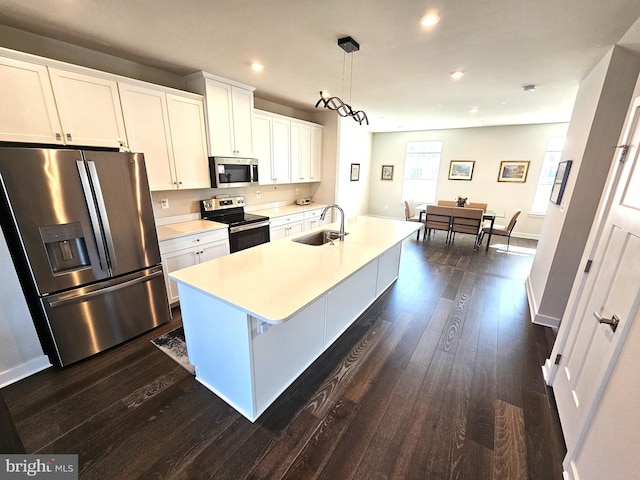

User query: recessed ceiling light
[251,62,264,72]
[420,13,440,27]
[450,70,465,79]
[470,107,479,113]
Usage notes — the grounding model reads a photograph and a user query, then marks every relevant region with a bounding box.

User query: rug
[151,326,195,375]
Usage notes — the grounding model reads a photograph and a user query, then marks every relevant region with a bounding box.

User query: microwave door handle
[77,160,109,272]
[252,164,258,183]
[86,161,117,270]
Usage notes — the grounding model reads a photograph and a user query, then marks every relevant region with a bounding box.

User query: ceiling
[2,0,640,132]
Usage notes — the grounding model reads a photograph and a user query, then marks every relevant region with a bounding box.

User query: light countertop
[170,216,421,324]
[249,203,327,218]
[156,220,227,241]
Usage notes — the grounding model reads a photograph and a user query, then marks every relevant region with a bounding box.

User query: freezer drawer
[41,266,170,366]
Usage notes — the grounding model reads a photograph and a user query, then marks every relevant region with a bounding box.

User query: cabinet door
[48,67,127,148]
[310,125,322,182]
[118,82,177,190]
[270,224,288,241]
[0,56,64,144]
[304,218,320,231]
[166,93,210,189]
[288,221,304,236]
[199,240,230,262]
[230,86,254,156]
[161,248,198,305]
[253,114,274,185]
[271,118,291,184]
[203,78,234,156]
[290,122,311,183]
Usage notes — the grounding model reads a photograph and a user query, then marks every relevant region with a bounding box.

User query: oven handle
[229,220,270,234]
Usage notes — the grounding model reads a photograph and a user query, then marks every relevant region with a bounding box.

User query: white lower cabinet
[160,229,229,305]
[303,208,331,231]
[269,212,304,240]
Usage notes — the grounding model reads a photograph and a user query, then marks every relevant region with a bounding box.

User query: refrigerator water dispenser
[40,222,90,273]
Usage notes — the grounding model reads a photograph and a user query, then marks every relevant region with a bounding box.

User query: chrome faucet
[321,204,345,241]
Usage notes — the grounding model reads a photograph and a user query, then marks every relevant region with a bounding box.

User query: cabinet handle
[66,133,73,141]
[56,133,62,141]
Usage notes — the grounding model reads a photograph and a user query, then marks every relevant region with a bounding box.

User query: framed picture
[550,160,572,205]
[497,160,530,183]
[350,163,360,181]
[381,165,394,180]
[448,160,475,181]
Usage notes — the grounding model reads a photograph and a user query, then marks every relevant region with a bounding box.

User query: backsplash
[151,183,319,222]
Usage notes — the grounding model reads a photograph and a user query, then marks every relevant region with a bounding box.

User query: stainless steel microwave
[209,156,259,188]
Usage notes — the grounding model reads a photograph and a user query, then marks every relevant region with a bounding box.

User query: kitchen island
[170,215,421,421]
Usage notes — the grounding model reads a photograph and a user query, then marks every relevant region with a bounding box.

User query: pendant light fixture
[315,36,369,125]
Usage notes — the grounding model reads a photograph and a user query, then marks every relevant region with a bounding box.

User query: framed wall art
[550,160,572,205]
[448,160,475,181]
[381,165,394,180]
[497,160,530,183]
[350,163,360,181]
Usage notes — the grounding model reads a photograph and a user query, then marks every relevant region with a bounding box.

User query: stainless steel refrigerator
[0,147,170,366]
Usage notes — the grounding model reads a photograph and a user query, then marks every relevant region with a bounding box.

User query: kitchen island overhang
[170,216,421,421]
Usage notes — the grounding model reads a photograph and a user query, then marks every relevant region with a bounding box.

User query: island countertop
[169,215,420,324]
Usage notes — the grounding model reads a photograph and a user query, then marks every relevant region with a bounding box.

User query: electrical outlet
[295,187,300,194]
[256,190,261,199]
[160,198,169,210]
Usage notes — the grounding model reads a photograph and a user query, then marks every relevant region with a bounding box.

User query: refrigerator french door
[0,148,170,366]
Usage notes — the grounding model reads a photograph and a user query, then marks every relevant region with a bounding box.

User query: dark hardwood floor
[1,232,566,479]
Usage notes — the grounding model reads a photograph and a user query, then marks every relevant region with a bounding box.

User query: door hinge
[554,354,562,365]
[584,259,593,273]
[615,144,629,162]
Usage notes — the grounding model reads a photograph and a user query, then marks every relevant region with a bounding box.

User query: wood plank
[494,399,528,479]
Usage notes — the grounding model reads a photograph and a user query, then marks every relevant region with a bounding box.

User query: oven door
[229,221,270,253]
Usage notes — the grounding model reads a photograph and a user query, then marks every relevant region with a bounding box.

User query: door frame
[543,96,640,386]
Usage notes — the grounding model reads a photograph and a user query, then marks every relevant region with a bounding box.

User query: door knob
[593,310,620,332]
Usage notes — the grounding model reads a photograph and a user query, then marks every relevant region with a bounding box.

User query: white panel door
[253,113,274,185]
[118,82,176,190]
[310,125,322,182]
[166,93,210,189]
[552,97,640,479]
[48,67,127,148]
[0,56,63,144]
[203,78,234,156]
[271,117,291,184]
[230,86,254,156]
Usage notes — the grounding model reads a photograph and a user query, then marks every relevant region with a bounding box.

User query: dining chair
[480,208,522,251]
[404,199,425,240]
[424,205,453,244]
[467,202,488,212]
[437,200,457,207]
[450,207,484,249]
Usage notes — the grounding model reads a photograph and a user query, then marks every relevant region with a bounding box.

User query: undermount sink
[291,229,349,246]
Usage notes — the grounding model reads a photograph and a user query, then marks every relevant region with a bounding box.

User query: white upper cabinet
[291,122,311,182]
[254,109,322,185]
[310,124,322,182]
[0,56,64,144]
[254,112,291,185]
[48,67,127,148]
[118,82,209,191]
[165,93,210,189]
[185,72,255,157]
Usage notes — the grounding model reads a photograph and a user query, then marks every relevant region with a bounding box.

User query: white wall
[0,227,50,387]
[336,118,373,218]
[369,123,569,237]
[527,46,640,327]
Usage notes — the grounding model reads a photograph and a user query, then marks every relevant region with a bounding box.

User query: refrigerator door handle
[76,160,109,272]
[87,160,118,270]
[47,268,164,307]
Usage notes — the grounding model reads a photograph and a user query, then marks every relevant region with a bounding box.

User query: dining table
[417,205,505,249]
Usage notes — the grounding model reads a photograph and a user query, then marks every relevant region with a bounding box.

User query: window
[531,136,566,214]
[402,141,442,204]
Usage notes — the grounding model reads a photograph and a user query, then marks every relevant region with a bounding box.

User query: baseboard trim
[0,356,51,389]
[525,275,560,328]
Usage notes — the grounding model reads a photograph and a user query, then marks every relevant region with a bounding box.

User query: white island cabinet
[170,216,420,422]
